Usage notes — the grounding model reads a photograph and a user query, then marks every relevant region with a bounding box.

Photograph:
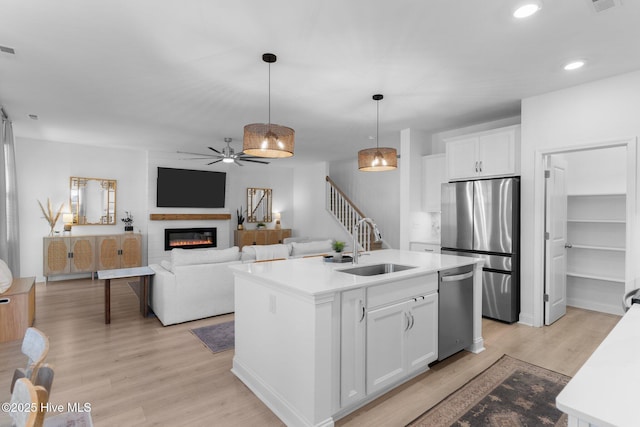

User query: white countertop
[229,249,481,298]
[556,305,634,426]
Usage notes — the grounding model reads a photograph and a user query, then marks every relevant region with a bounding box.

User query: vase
[334,252,343,261]
[124,225,134,232]
[237,224,244,230]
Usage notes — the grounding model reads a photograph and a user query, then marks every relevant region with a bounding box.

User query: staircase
[325,176,383,252]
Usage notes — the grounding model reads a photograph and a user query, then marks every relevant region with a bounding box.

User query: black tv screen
[157,167,226,208]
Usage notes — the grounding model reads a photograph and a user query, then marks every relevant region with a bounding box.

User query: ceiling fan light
[244,123,295,158]
[358,147,397,172]
[222,157,234,163]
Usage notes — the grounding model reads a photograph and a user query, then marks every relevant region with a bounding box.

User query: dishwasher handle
[440,271,474,282]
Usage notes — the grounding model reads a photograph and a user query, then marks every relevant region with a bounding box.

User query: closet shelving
[566,193,626,314]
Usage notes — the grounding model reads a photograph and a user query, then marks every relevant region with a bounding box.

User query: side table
[0,277,36,342]
[98,266,155,324]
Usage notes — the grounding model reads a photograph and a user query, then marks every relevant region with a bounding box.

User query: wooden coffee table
[98,266,155,324]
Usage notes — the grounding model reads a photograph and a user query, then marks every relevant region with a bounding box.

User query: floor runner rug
[407,354,570,427]
[190,321,235,354]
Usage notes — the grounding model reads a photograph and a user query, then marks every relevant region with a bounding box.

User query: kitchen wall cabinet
[445,125,520,181]
[44,233,142,280]
[96,233,142,270]
[234,229,291,250]
[43,235,96,277]
[566,194,626,315]
[422,154,446,212]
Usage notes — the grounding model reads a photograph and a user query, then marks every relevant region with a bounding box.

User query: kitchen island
[229,249,484,427]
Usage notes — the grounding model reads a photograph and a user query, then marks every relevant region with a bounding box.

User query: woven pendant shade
[243,123,295,158]
[243,52,295,158]
[358,93,397,172]
[358,147,398,171]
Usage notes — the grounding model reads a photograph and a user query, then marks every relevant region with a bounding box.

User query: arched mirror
[247,188,272,223]
[70,177,117,225]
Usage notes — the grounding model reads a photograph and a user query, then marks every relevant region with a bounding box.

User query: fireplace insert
[164,227,217,251]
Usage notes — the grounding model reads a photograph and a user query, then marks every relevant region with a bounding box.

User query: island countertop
[228,249,483,298]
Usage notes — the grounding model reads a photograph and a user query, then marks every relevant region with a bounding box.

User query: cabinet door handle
[404,312,411,331]
[408,312,415,330]
[475,161,478,172]
[423,248,434,252]
[0,298,10,304]
[359,301,365,322]
[479,160,483,172]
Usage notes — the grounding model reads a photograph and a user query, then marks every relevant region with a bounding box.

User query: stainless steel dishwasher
[438,265,474,360]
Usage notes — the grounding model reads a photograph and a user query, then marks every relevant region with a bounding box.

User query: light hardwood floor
[0,278,621,427]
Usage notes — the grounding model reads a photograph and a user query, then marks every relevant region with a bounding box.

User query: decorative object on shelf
[332,240,345,261]
[37,198,64,236]
[358,94,397,172]
[121,211,134,232]
[243,53,295,158]
[236,206,245,230]
[274,212,281,229]
[62,213,73,232]
[256,222,266,229]
[178,137,270,166]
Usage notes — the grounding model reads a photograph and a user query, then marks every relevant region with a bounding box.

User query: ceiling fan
[179,138,270,166]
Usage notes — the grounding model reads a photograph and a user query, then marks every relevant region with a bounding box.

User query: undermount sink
[338,263,416,277]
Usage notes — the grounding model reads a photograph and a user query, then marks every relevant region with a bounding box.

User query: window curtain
[1,108,20,276]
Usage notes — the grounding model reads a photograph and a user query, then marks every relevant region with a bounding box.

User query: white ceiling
[1,0,640,166]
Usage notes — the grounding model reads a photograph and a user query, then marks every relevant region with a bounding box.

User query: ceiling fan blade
[234,159,244,167]
[207,159,224,165]
[207,146,222,154]
[177,150,214,157]
[240,158,270,165]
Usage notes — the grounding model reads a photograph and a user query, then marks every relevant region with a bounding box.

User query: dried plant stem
[38,198,64,234]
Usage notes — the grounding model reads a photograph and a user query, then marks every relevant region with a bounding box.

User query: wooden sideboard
[234,229,291,250]
[43,233,142,280]
[0,277,35,343]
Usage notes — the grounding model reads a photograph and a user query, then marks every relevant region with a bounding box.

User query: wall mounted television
[157,167,226,208]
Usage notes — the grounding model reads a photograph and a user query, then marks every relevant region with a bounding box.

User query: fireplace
[165,227,217,251]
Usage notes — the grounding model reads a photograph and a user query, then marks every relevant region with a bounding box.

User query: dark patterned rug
[407,355,570,427]
[190,321,235,353]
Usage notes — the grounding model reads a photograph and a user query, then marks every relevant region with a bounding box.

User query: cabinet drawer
[410,243,441,253]
[367,274,437,309]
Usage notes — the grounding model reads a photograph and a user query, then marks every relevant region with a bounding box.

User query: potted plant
[236,206,245,230]
[256,222,266,229]
[121,211,134,232]
[332,240,345,261]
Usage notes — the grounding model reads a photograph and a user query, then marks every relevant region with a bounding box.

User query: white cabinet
[566,194,626,315]
[422,154,446,212]
[445,125,520,181]
[340,288,366,407]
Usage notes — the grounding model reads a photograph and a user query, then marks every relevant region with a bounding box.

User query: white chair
[10,328,49,394]
[6,378,46,427]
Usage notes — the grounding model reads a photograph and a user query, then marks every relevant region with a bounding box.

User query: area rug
[190,321,235,353]
[407,355,570,427]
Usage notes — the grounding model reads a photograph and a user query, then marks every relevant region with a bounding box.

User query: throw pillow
[290,239,333,257]
[0,259,13,294]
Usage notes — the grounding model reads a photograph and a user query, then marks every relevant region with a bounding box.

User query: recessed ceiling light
[564,60,586,71]
[513,3,542,18]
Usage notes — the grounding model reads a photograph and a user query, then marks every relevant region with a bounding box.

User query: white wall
[521,69,640,326]
[146,151,294,265]
[292,162,349,245]
[15,137,148,281]
[328,158,401,249]
[564,147,627,195]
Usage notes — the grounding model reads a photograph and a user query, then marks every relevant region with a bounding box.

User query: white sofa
[149,239,336,326]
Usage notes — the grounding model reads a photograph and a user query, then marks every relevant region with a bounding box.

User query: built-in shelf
[566,272,625,284]
[566,193,627,314]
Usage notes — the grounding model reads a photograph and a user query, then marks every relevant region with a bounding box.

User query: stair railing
[325,176,373,252]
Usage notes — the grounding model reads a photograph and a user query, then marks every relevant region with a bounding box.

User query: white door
[366,301,407,395]
[545,155,568,325]
[406,293,438,373]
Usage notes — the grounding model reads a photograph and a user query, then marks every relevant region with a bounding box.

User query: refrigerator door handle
[441,271,474,282]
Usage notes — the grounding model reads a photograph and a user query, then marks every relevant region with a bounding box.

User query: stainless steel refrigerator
[441,177,520,323]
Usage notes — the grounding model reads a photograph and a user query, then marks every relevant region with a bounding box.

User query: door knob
[564,243,573,249]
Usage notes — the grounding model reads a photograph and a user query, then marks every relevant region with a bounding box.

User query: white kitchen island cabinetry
[445,125,520,181]
[230,250,483,427]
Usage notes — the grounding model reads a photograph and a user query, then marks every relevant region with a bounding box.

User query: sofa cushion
[290,239,333,257]
[170,246,240,270]
[242,244,292,262]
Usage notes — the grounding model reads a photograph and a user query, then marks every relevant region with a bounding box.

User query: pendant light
[358,94,397,171]
[243,53,295,158]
